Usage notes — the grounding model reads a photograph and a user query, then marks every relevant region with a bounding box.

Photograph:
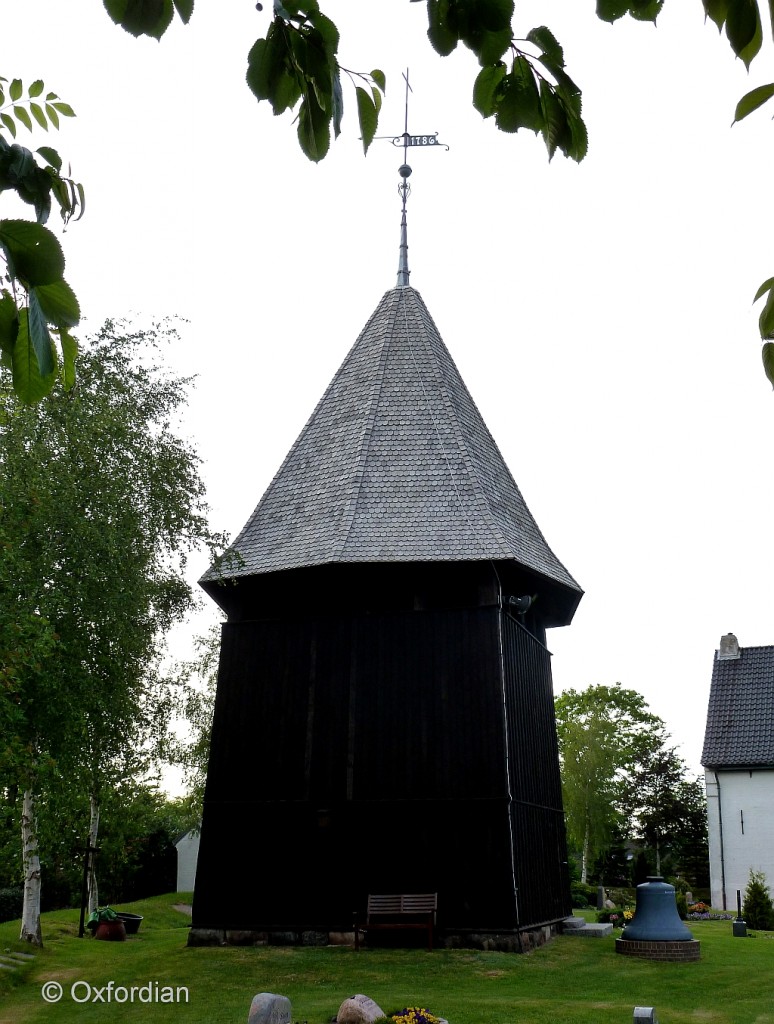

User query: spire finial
[396,70,413,288]
[375,69,447,288]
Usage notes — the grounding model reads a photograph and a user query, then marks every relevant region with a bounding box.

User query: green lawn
[1,897,772,1024]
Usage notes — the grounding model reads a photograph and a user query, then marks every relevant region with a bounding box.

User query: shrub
[0,887,23,923]
[742,870,774,930]
[570,881,596,908]
[669,876,691,894]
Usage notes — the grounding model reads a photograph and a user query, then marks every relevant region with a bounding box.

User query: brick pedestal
[615,937,701,962]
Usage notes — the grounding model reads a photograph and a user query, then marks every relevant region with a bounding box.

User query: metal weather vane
[383,69,449,288]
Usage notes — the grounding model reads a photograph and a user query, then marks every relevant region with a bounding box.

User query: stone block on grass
[248,992,291,1024]
[336,993,385,1023]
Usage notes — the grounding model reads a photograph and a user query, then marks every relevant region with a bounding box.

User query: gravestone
[248,992,291,1024]
[634,1008,658,1024]
[336,993,385,1024]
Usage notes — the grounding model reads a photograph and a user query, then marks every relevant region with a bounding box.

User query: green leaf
[472,27,513,65]
[45,104,60,130]
[104,0,174,39]
[29,103,48,130]
[36,146,62,172]
[0,113,16,138]
[734,82,774,122]
[309,11,339,58]
[473,63,507,118]
[758,282,774,340]
[173,0,194,22]
[291,27,333,112]
[297,91,330,161]
[247,25,301,114]
[763,341,774,387]
[31,280,80,329]
[355,85,377,155]
[0,291,19,353]
[371,69,386,94]
[10,307,56,404]
[28,80,45,99]
[703,0,729,31]
[10,79,23,102]
[596,0,632,23]
[59,328,78,390]
[753,275,774,302]
[726,0,761,68]
[27,289,55,376]
[331,70,343,138]
[539,80,568,160]
[495,57,543,134]
[527,25,564,67]
[560,94,589,161]
[13,107,33,132]
[51,102,76,118]
[630,0,664,21]
[246,37,273,101]
[427,0,459,56]
[477,0,515,32]
[0,219,65,286]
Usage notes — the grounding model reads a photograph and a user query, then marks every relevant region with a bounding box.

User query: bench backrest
[367,894,437,917]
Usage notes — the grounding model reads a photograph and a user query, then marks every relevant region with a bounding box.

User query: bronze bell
[624,876,694,941]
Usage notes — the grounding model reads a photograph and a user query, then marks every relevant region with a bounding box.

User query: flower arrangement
[378,1009,442,1024]
[686,901,733,920]
[596,907,632,927]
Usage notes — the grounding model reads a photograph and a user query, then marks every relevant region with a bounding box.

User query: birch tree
[0,320,223,944]
[554,684,665,883]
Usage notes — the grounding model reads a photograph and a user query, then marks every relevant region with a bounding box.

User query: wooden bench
[354,893,437,951]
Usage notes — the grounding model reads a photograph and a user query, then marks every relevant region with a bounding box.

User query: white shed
[175,830,200,893]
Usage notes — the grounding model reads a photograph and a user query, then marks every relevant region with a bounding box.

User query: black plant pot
[116,912,143,935]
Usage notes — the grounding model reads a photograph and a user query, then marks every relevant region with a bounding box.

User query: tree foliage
[0,76,84,405]
[555,684,708,886]
[555,684,664,882]
[0,319,223,941]
[163,624,221,823]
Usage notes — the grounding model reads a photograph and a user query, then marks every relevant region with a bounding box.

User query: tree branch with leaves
[0,76,84,405]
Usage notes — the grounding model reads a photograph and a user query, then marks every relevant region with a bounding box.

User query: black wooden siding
[192,605,569,934]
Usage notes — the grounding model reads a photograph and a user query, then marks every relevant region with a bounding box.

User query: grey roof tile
[702,643,774,767]
[204,286,581,602]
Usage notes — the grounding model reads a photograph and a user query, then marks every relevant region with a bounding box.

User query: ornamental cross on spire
[384,69,448,288]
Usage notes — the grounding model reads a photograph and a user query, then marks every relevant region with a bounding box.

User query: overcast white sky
[5,1,774,780]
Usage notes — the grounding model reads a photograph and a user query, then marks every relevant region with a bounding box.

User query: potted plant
[87,906,127,941]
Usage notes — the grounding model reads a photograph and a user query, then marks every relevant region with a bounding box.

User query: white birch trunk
[20,788,42,946]
[655,838,661,876]
[581,823,590,884]
[87,794,100,913]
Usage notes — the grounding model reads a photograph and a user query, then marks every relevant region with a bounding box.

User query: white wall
[705,768,774,911]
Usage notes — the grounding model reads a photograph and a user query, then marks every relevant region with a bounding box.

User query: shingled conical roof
[204,286,581,616]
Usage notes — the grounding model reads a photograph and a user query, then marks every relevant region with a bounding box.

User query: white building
[702,633,774,911]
